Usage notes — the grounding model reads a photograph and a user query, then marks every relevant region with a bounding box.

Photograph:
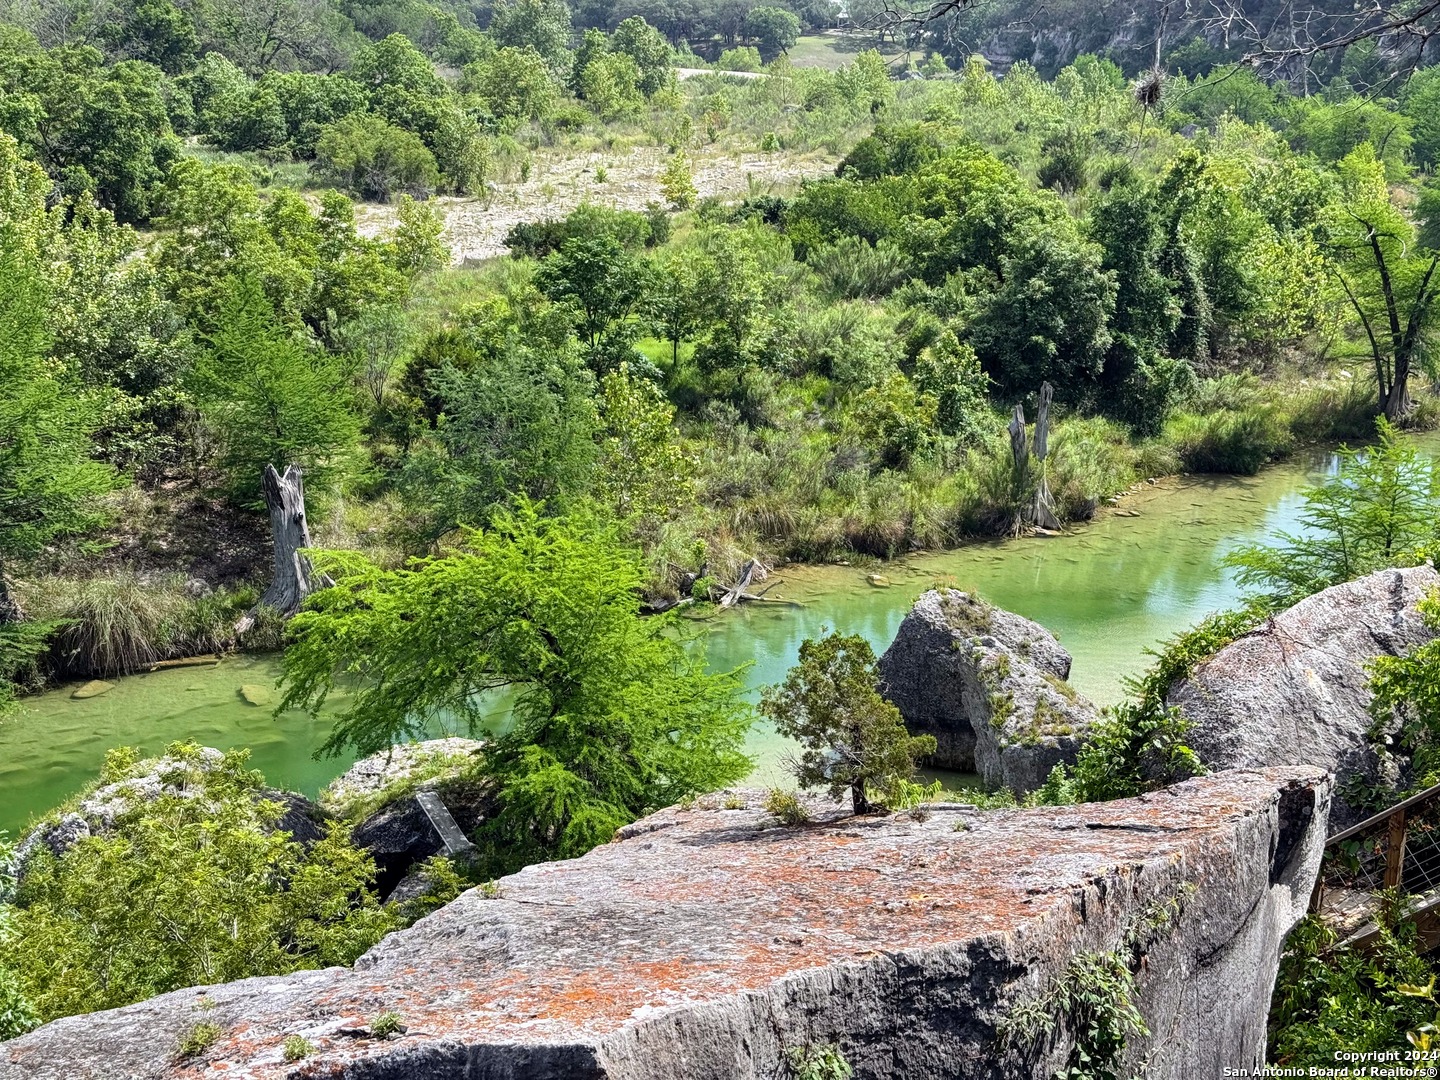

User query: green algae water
[2,440,1433,833]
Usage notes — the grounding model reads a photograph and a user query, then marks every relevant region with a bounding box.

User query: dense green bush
[314,112,441,200]
[0,744,396,1025]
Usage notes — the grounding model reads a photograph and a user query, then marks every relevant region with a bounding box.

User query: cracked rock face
[878,589,1098,793]
[1,767,1329,1080]
[1168,564,1439,831]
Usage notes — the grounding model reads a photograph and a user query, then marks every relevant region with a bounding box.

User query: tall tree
[0,216,117,627]
[279,503,753,872]
[190,275,360,497]
[1326,145,1440,422]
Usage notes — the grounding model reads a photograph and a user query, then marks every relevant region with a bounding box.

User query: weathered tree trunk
[850,780,872,816]
[1007,404,1028,476]
[1032,382,1061,531]
[236,464,332,634]
[719,558,763,608]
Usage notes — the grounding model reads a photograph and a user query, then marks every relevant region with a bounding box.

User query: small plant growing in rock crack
[370,1011,406,1038]
[764,788,810,825]
[282,1034,315,1061]
[175,1020,223,1059]
[478,879,503,899]
[723,794,746,810]
[785,1042,853,1080]
[1000,951,1147,1080]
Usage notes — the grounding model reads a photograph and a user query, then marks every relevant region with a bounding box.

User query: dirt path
[354,145,839,265]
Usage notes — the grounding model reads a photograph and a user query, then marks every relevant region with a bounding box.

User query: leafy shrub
[785,1043,852,1080]
[763,788,810,825]
[1,744,396,1024]
[718,46,763,72]
[806,236,910,300]
[314,113,440,201]
[175,1021,223,1058]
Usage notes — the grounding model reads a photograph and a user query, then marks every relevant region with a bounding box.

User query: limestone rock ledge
[0,768,1330,1080]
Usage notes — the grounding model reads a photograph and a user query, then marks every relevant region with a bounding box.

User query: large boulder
[1168,564,1440,832]
[321,738,485,811]
[0,768,1330,1080]
[325,739,492,899]
[878,589,1098,793]
[351,778,491,899]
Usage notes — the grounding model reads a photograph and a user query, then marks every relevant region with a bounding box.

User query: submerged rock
[1168,564,1440,831]
[0,768,1330,1080]
[69,679,114,700]
[238,683,273,706]
[878,589,1098,793]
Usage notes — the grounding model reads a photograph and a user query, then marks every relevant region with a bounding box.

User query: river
[0,441,1420,834]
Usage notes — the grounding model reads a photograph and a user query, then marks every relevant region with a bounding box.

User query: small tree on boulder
[761,632,936,814]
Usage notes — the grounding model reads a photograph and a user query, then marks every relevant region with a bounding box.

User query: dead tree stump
[236,464,333,634]
[1032,382,1060,531]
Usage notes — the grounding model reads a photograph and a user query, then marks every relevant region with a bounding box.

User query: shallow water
[2,439,1430,834]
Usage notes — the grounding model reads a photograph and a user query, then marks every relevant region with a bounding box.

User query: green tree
[579,51,644,119]
[760,632,936,814]
[278,503,754,872]
[660,148,696,209]
[1226,419,1438,610]
[0,744,394,1024]
[403,338,598,534]
[489,0,573,74]
[0,213,117,630]
[743,6,799,57]
[610,16,674,96]
[464,46,556,123]
[191,275,360,496]
[1325,145,1440,421]
[595,362,694,520]
[313,112,440,201]
[535,234,650,353]
[1402,67,1440,170]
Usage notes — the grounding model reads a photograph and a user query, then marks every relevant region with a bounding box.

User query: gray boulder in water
[878,589,1098,794]
[1168,564,1440,831]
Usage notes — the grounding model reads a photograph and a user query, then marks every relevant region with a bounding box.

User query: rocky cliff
[1169,564,1440,831]
[1,767,1329,1080]
[878,589,1098,793]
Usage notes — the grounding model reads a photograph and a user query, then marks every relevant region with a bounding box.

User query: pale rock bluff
[0,767,1329,1080]
[1168,564,1440,831]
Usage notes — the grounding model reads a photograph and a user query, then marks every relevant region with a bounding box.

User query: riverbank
[7,437,1425,834]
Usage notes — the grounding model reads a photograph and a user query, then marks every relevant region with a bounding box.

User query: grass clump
[370,1011,406,1038]
[175,1020,223,1059]
[282,1034,315,1061]
[763,787,810,825]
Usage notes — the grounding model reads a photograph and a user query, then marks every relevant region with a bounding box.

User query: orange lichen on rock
[1,768,1330,1080]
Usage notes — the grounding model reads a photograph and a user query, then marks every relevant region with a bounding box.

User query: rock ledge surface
[1,767,1329,1080]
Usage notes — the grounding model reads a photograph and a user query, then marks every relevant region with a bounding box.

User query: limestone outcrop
[1168,564,1440,831]
[0,767,1330,1080]
[878,588,1098,793]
